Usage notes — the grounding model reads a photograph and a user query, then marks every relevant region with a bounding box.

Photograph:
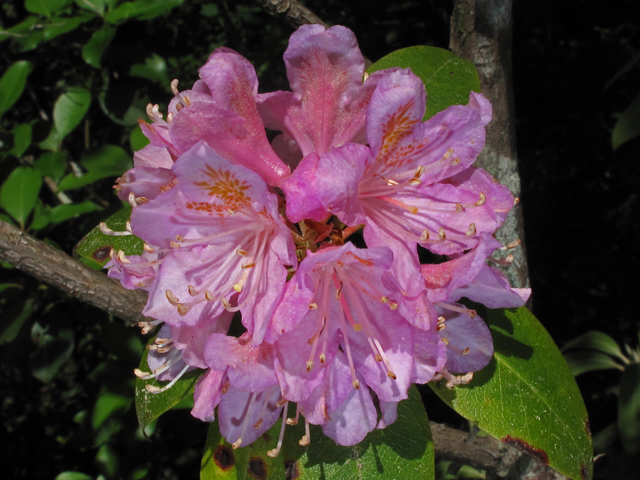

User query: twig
[0,219,150,326]
[254,0,328,28]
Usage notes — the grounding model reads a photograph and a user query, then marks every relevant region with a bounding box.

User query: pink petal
[191,369,225,422]
[439,308,493,374]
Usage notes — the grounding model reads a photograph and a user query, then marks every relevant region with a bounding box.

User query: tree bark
[450,0,530,290]
[254,0,328,28]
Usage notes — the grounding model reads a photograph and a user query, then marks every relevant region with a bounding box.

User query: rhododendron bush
[77,24,592,480]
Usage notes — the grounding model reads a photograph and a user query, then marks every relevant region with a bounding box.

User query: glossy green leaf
[430,307,592,480]
[74,206,143,267]
[58,144,132,191]
[0,296,33,344]
[130,53,169,86]
[8,123,32,158]
[106,0,186,24]
[82,25,117,68]
[368,46,481,120]
[564,351,624,376]
[612,90,640,150]
[562,330,627,362]
[34,151,67,183]
[201,386,434,480]
[25,0,74,17]
[135,338,204,432]
[93,387,133,430]
[30,323,75,383]
[43,15,91,42]
[96,443,119,477]
[619,363,640,453]
[0,17,43,51]
[0,61,31,119]
[40,87,92,150]
[29,201,52,231]
[0,166,43,228]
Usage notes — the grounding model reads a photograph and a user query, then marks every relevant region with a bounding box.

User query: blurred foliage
[0,0,639,478]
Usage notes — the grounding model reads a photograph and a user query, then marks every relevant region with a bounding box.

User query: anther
[232,438,243,449]
[166,290,180,304]
[353,323,362,332]
[455,203,463,212]
[166,113,173,123]
[461,347,470,355]
[204,291,214,301]
[146,385,163,393]
[475,192,486,206]
[175,235,184,242]
[306,361,314,372]
[437,323,446,332]
[387,371,397,380]
[128,192,137,207]
[309,303,318,310]
[253,419,263,429]
[381,296,389,304]
[177,304,189,316]
[335,285,343,300]
[188,285,198,296]
[502,239,522,249]
[437,316,446,324]
[170,79,179,96]
[319,353,326,364]
[465,223,476,236]
[443,148,454,159]
[442,337,449,345]
[390,302,398,310]
[241,263,255,269]
[438,228,446,240]
[143,243,155,253]
[375,354,382,362]
[134,368,150,378]
[233,282,243,293]
[451,158,460,166]
[221,298,231,309]
[352,379,360,389]
[117,250,131,264]
[236,249,248,256]
[514,197,520,205]
[421,229,430,241]
[490,254,514,265]
[170,241,180,248]
[299,435,310,447]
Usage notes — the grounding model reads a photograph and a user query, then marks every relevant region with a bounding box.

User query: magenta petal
[467,91,492,126]
[205,333,278,392]
[315,143,370,226]
[191,369,225,422]
[281,25,373,156]
[279,153,327,223]
[218,385,282,447]
[133,143,173,169]
[451,265,531,308]
[412,327,447,384]
[172,310,233,369]
[377,401,398,429]
[440,308,493,374]
[115,166,175,202]
[321,376,377,446]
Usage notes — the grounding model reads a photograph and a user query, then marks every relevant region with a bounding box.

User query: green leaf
[58,144,132,191]
[130,125,150,151]
[106,0,186,24]
[0,61,31,119]
[564,351,625,376]
[54,472,94,480]
[40,87,92,150]
[130,53,169,86]
[0,166,43,228]
[30,323,75,383]
[50,200,102,223]
[75,0,106,15]
[74,206,143,267]
[0,296,32,344]
[201,386,434,480]
[25,0,74,17]
[93,387,133,430]
[82,25,117,68]
[0,17,44,51]
[29,200,52,231]
[42,15,91,42]
[135,337,204,432]
[562,330,627,362]
[619,363,640,453]
[368,46,481,120]
[612,90,640,150]
[34,151,67,183]
[8,123,32,158]
[430,307,592,480]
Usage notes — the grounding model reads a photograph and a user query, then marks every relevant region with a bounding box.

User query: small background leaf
[82,25,117,68]
[57,144,132,191]
[34,151,67,183]
[0,166,43,228]
[53,86,92,142]
[0,61,31,119]
[564,351,625,376]
[25,0,74,17]
[430,307,593,480]
[612,90,640,150]
[368,46,481,120]
[106,0,186,24]
[562,330,627,361]
[618,363,640,453]
[74,206,144,267]
[134,337,203,432]
[201,386,434,480]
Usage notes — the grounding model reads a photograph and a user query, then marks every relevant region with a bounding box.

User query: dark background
[0,0,638,478]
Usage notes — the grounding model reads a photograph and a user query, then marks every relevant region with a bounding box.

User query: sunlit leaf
[130,53,169,86]
[74,206,143,268]
[0,17,43,51]
[34,151,67,183]
[50,200,102,223]
[58,144,132,191]
[93,387,133,430]
[368,46,481,120]
[82,25,117,68]
[75,0,106,15]
[201,386,434,480]
[135,338,204,432]
[54,472,94,480]
[43,15,91,42]
[619,363,640,453]
[431,307,593,480]
[40,87,92,150]
[612,90,640,150]
[0,61,31,119]
[0,166,43,228]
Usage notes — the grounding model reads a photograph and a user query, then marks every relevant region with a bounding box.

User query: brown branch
[255,0,328,28]
[450,0,530,291]
[0,219,150,326]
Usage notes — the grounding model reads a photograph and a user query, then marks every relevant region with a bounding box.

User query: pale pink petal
[439,308,493,374]
[133,143,174,169]
[172,310,233,368]
[115,166,175,202]
[191,369,225,422]
[412,327,447,384]
[279,153,327,223]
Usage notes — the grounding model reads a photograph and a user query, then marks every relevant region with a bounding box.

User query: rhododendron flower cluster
[106,24,530,453]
